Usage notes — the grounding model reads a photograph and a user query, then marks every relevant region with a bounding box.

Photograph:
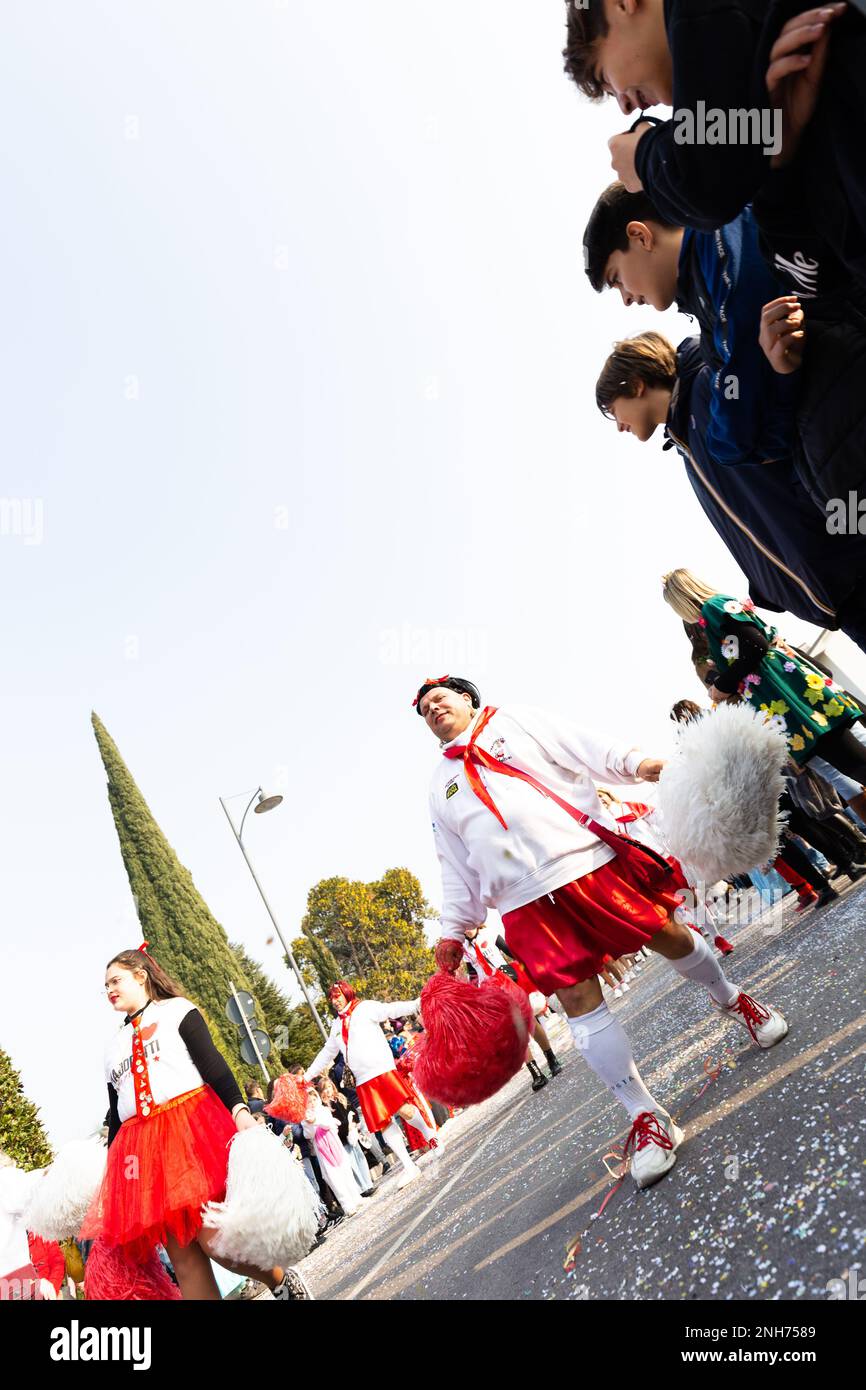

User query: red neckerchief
[339,998,360,1052]
[466,939,495,977]
[130,1012,155,1118]
[615,801,652,826]
[443,706,671,875]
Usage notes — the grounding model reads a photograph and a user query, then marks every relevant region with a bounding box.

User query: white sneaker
[714,991,788,1048]
[626,1110,685,1190]
[396,1165,422,1189]
[273,1267,315,1300]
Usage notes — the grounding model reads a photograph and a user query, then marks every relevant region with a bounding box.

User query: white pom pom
[25,1138,107,1241]
[658,702,788,883]
[202,1127,319,1271]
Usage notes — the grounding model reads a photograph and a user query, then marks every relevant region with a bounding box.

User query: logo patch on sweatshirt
[490,737,512,762]
[445,779,459,800]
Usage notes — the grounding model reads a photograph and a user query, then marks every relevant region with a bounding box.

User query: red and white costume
[305,998,425,1135]
[81,996,239,1262]
[432,705,683,993]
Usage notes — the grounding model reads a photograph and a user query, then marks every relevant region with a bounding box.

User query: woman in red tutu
[414,675,788,1191]
[80,944,312,1300]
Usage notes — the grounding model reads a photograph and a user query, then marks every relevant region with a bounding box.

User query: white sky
[1,1,844,1146]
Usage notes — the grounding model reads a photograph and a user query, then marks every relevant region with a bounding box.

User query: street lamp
[219,787,329,1042]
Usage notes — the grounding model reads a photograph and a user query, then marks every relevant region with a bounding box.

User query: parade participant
[80,944,313,1300]
[596,787,735,955]
[301,1090,363,1216]
[415,675,788,1189]
[661,571,866,785]
[304,983,440,1189]
[461,925,563,1091]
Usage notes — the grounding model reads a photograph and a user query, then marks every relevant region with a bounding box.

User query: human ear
[626,221,654,252]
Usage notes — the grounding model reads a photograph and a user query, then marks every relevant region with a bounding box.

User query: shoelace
[623,1110,674,1157]
[728,991,771,1041]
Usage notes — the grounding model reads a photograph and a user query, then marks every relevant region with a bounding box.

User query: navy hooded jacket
[665,338,866,626]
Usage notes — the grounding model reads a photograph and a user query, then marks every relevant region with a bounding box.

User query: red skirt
[501,856,683,994]
[356,1068,418,1133]
[80,1085,237,1263]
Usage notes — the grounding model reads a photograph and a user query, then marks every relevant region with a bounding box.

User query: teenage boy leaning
[592,330,866,655]
[562,0,866,288]
[583,180,866,508]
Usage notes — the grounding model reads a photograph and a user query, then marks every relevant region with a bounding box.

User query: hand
[766,4,846,168]
[234,1107,258,1133]
[607,124,652,192]
[636,757,665,782]
[708,685,732,704]
[435,938,464,974]
[599,955,631,989]
[759,296,805,373]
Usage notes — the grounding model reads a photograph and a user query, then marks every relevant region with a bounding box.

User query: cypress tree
[91,713,262,1082]
[0,1046,53,1171]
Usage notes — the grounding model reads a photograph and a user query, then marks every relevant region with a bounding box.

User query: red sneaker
[714,934,735,955]
[796,889,818,913]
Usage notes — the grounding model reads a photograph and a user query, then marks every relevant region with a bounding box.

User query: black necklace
[124,1000,152,1026]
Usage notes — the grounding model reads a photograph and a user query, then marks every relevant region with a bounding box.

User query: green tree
[0,1046,53,1171]
[92,713,261,1082]
[299,867,436,1003]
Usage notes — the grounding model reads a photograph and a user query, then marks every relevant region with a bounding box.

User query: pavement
[298,880,866,1301]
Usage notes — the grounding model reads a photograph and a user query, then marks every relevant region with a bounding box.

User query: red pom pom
[413,971,533,1106]
[83,1238,182,1301]
[434,938,464,974]
[264,1073,308,1124]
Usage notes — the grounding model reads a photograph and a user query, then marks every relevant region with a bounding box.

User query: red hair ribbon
[138,940,150,956]
[412,675,451,707]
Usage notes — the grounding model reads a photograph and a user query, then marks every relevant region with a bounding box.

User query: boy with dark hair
[563,1,866,287]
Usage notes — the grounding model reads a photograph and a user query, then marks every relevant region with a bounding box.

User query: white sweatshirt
[305,998,421,1087]
[430,704,647,942]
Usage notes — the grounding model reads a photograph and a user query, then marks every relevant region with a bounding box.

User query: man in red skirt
[415,675,788,1189]
[305,983,441,1189]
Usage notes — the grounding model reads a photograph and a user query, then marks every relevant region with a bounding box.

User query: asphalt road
[300,881,866,1302]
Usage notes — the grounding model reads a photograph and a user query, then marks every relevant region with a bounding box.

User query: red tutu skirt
[502,856,683,994]
[356,1068,417,1133]
[80,1085,236,1263]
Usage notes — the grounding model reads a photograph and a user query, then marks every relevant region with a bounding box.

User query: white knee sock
[568,1006,661,1120]
[382,1119,414,1172]
[401,1105,436,1142]
[666,932,738,1006]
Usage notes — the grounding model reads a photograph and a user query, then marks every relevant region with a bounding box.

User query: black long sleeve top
[106,1008,244,1147]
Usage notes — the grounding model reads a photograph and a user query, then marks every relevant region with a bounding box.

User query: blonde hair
[661,569,719,623]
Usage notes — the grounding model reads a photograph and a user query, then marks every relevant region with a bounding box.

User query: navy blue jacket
[666,338,866,626]
[676,209,798,468]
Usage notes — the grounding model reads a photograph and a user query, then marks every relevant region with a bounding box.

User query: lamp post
[219,787,329,1042]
